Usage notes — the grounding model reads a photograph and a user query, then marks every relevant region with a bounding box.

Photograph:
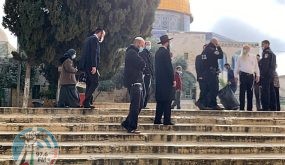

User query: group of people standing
[196,39,280,111]
[122,35,179,133]
[233,40,280,111]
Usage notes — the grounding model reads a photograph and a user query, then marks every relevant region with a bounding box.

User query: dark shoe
[83,105,95,109]
[121,121,128,131]
[154,121,162,125]
[195,102,211,110]
[163,122,175,126]
[211,105,224,110]
[127,129,141,134]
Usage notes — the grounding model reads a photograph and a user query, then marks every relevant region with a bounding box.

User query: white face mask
[139,47,144,52]
[71,54,76,59]
[146,45,151,51]
[177,71,182,75]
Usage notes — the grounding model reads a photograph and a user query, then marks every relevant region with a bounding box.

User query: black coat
[80,35,100,70]
[195,54,203,79]
[155,47,174,101]
[123,45,146,88]
[201,43,224,71]
[260,47,276,80]
[139,49,153,76]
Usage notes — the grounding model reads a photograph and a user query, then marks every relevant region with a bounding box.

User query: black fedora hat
[157,35,173,44]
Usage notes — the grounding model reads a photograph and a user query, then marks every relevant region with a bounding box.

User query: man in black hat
[154,35,175,125]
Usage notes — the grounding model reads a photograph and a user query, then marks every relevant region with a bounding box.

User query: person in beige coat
[58,49,80,108]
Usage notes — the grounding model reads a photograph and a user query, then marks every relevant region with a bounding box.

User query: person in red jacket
[172,66,182,109]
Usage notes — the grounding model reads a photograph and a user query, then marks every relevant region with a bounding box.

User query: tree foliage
[3,0,160,79]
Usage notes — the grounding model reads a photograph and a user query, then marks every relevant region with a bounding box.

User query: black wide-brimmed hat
[157,35,173,44]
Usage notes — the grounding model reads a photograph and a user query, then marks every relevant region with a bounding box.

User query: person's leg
[171,91,178,109]
[208,75,219,108]
[246,75,254,111]
[261,78,270,111]
[177,91,181,109]
[163,100,173,125]
[269,81,277,111]
[84,71,99,107]
[154,101,163,124]
[143,75,151,108]
[275,87,281,111]
[58,86,67,107]
[254,84,261,111]
[239,74,246,110]
[124,85,142,131]
[67,85,80,108]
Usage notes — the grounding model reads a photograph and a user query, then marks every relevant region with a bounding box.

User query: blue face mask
[139,47,144,52]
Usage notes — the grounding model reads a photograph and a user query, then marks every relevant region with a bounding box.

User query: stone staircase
[0,105,285,165]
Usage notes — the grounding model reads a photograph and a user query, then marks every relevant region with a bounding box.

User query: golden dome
[158,0,191,15]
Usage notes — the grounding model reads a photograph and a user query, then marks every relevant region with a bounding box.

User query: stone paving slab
[2,115,285,125]
[1,153,285,165]
[1,122,285,133]
[2,141,285,155]
[1,131,285,143]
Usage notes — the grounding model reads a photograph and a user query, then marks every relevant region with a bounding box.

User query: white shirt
[234,54,260,78]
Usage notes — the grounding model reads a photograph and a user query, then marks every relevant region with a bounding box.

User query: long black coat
[155,47,174,101]
[80,35,100,70]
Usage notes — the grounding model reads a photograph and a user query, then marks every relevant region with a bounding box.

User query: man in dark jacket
[195,44,211,110]
[139,41,154,108]
[224,63,237,93]
[80,28,105,108]
[121,37,146,133]
[260,40,277,111]
[201,38,224,110]
[154,35,175,125]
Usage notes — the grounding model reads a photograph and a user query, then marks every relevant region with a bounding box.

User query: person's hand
[256,76,260,83]
[91,67,97,75]
[173,81,176,87]
[228,82,231,85]
[198,77,203,80]
[75,68,78,72]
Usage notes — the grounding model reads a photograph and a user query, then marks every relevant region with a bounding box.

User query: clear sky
[1,0,285,75]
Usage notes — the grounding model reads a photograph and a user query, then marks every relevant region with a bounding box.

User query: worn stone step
[1,108,285,118]
[2,141,285,155]
[1,123,285,133]
[1,153,285,165]
[2,114,285,125]
[1,131,285,143]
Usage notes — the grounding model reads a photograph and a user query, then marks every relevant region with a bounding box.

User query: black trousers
[154,100,172,124]
[143,75,152,108]
[275,87,281,111]
[197,80,208,107]
[261,77,276,111]
[254,83,261,111]
[205,72,219,108]
[83,70,99,106]
[58,85,80,108]
[239,72,254,111]
[122,84,143,131]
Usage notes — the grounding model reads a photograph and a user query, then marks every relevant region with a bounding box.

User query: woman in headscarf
[58,49,80,108]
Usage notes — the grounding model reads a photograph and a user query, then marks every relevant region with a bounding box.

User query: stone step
[1,108,285,117]
[2,141,285,155]
[1,123,285,133]
[95,102,196,109]
[1,131,285,143]
[1,154,285,165]
[2,114,285,125]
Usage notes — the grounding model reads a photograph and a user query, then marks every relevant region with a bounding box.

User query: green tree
[3,0,160,107]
